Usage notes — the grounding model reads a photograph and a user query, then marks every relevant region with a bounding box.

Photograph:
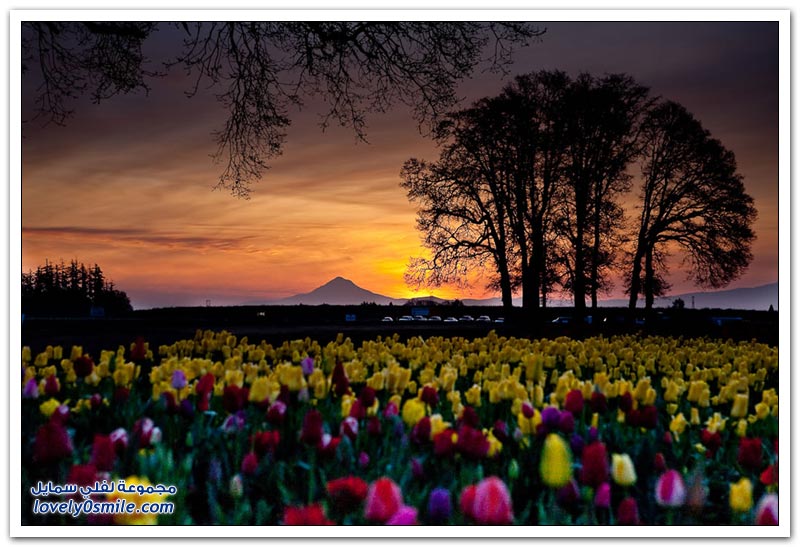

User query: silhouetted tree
[401,98,518,310]
[404,71,655,316]
[627,101,756,310]
[22,21,543,198]
[22,259,132,316]
[556,73,650,314]
[498,71,571,313]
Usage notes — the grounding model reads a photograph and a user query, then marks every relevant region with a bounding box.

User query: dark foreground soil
[21,305,779,357]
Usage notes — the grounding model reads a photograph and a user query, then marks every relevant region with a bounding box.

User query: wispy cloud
[22,226,257,252]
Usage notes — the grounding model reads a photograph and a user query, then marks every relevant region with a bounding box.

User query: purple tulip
[427,487,452,523]
[171,369,187,390]
[541,407,561,430]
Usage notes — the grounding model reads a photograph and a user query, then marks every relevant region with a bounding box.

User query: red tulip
[760,463,778,486]
[74,355,94,378]
[359,386,376,408]
[332,362,350,397]
[90,434,116,471]
[364,477,403,522]
[411,416,431,444]
[326,476,368,514]
[589,391,607,413]
[366,416,382,437]
[420,385,439,407]
[700,428,722,455]
[33,420,73,464]
[456,425,489,460]
[130,337,147,361]
[241,452,259,475]
[619,392,633,413]
[564,389,584,415]
[283,504,334,525]
[434,428,458,458]
[460,406,480,428]
[348,399,365,420]
[65,464,98,500]
[654,452,667,473]
[580,441,609,488]
[222,385,249,413]
[44,375,60,397]
[300,409,324,446]
[617,497,640,525]
[459,484,477,520]
[252,430,280,458]
[737,437,763,473]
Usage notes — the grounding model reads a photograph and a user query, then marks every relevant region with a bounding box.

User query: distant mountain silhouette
[459,282,779,310]
[258,277,778,310]
[272,276,402,305]
[405,295,452,306]
[647,281,778,311]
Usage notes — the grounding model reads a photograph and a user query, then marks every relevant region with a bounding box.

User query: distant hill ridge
[260,277,778,311]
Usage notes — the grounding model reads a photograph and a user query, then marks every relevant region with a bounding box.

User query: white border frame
[8,8,791,539]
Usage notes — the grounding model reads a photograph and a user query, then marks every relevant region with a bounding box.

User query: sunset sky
[21,20,779,309]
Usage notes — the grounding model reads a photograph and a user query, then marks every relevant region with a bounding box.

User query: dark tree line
[402,70,757,313]
[22,21,543,198]
[22,260,132,317]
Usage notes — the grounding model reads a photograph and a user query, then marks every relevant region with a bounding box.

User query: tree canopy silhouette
[22,21,543,198]
[627,101,757,310]
[404,72,756,313]
[21,259,133,317]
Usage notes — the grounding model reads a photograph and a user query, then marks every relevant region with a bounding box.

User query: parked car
[381,316,394,322]
[398,315,415,322]
[494,317,505,324]
[476,315,492,323]
[552,316,572,325]
[428,316,442,322]
[443,317,459,323]
[413,315,428,322]
[459,315,475,322]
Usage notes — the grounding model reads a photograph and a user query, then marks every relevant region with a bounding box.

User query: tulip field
[21,330,779,526]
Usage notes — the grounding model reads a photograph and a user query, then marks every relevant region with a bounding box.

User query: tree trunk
[628,253,642,310]
[590,185,602,311]
[644,247,655,310]
[497,254,514,312]
[573,217,586,314]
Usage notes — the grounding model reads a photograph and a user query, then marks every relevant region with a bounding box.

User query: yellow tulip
[39,398,62,417]
[540,433,572,488]
[730,393,749,419]
[729,478,753,513]
[611,453,637,487]
[401,398,426,427]
[669,413,688,440]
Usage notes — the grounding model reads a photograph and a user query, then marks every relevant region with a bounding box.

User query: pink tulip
[755,493,778,525]
[470,476,513,525]
[594,482,611,509]
[655,469,686,507]
[386,505,418,525]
